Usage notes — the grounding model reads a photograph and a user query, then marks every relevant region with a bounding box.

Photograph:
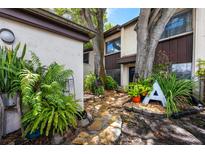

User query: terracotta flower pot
[132,96,141,103]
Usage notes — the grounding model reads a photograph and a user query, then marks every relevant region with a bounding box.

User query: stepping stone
[98,116,122,144]
[99,126,121,144]
[79,118,90,127]
[71,132,89,145]
[89,136,100,144]
[87,118,103,132]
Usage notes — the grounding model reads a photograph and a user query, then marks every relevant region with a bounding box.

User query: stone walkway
[64,91,205,145]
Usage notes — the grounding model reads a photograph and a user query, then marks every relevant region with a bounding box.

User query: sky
[107,8,140,25]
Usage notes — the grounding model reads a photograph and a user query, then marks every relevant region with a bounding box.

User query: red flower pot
[132,96,141,103]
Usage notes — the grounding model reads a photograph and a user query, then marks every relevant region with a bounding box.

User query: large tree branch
[148,8,161,29]
[145,8,176,77]
[81,8,96,31]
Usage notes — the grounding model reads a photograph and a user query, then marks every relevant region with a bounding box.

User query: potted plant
[0,44,26,107]
[126,83,141,103]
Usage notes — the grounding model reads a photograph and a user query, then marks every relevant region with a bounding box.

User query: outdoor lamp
[0,28,15,44]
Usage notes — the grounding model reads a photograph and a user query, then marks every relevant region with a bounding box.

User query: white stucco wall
[121,23,137,57]
[0,17,84,108]
[84,50,95,76]
[121,63,135,87]
[193,8,205,74]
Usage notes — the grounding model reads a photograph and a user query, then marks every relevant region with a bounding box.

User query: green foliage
[20,56,80,136]
[84,41,93,50]
[137,77,154,96]
[54,8,108,31]
[104,76,118,90]
[126,77,153,97]
[0,43,27,96]
[153,63,170,74]
[93,85,104,96]
[84,73,96,92]
[196,59,205,77]
[126,82,141,97]
[153,73,194,116]
[104,22,115,31]
[84,73,104,95]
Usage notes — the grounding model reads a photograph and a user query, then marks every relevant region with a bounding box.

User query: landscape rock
[122,122,138,137]
[79,118,90,127]
[51,134,64,145]
[87,118,103,132]
[86,112,93,122]
[99,126,121,144]
[71,132,89,145]
[123,102,133,111]
[89,136,100,144]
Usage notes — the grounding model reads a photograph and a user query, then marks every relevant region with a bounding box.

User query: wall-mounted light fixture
[0,28,15,44]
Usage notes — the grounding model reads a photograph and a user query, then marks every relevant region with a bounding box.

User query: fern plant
[20,54,80,137]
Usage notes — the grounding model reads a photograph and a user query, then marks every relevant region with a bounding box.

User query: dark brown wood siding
[105,52,121,70]
[156,33,193,63]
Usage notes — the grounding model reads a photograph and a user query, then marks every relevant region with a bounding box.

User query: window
[161,10,192,39]
[83,52,89,64]
[106,37,121,54]
[171,63,192,79]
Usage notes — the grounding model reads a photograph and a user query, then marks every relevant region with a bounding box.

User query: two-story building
[103,8,205,88]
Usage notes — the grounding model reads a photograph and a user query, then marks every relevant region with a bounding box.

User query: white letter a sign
[142,81,167,107]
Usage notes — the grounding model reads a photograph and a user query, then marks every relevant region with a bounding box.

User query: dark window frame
[105,37,121,55]
[83,52,89,64]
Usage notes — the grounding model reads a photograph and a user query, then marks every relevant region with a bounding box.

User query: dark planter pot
[0,93,17,107]
[26,130,41,140]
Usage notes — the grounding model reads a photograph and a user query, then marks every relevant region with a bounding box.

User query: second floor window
[161,10,192,39]
[106,37,121,54]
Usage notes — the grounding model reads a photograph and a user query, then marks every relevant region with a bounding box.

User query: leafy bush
[153,73,194,116]
[84,73,96,92]
[0,43,27,96]
[20,55,80,136]
[137,77,154,96]
[104,76,118,90]
[84,73,104,95]
[196,59,205,77]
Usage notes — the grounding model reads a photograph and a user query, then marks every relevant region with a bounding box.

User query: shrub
[20,55,81,136]
[104,76,118,90]
[84,73,96,92]
[153,73,194,116]
[84,73,104,95]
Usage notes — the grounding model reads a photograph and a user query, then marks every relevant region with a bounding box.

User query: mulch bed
[134,101,166,114]
[0,130,51,145]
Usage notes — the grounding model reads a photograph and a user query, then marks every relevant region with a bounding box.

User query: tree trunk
[82,8,106,80]
[134,8,176,80]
